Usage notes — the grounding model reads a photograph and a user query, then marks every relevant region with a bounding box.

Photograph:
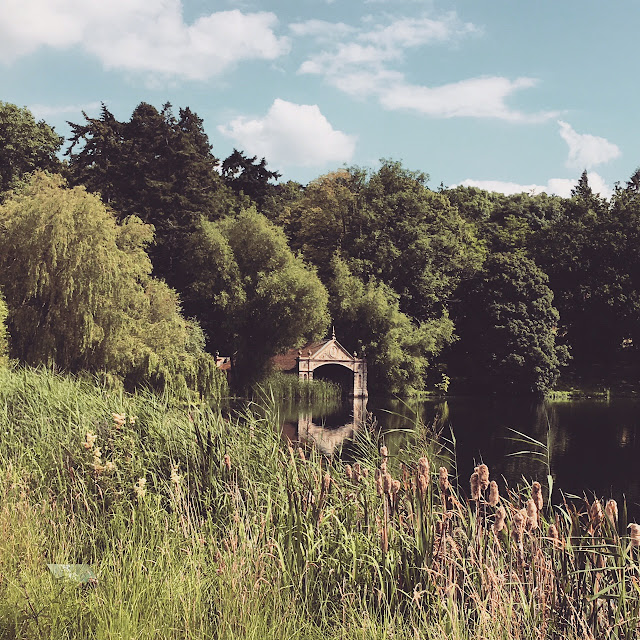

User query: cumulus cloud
[0,0,289,79]
[458,171,613,199]
[558,120,620,169]
[296,13,553,122]
[218,99,356,168]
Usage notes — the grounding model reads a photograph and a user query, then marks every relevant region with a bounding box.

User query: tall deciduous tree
[452,252,568,394]
[185,208,330,388]
[0,102,63,196]
[0,172,225,399]
[328,257,453,395]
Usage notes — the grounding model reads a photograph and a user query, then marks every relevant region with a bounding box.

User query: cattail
[380,445,389,459]
[532,481,544,512]
[438,467,449,493]
[391,479,401,497]
[353,462,362,483]
[383,473,393,496]
[605,499,618,526]
[297,447,306,462]
[418,457,429,478]
[345,464,353,481]
[418,474,429,498]
[493,506,506,534]
[526,498,539,530]
[477,464,490,491]
[488,480,500,507]
[513,510,526,541]
[379,459,388,474]
[376,475,384,497]
[547,523,560,548]
[590,499,604,528]
[223,453,231,472]
[362,467,369,479]
[470,471,480,500]
[629,523,640,547]
[323,472,331,493]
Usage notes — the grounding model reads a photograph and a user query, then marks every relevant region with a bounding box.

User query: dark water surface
[280,395,640,516]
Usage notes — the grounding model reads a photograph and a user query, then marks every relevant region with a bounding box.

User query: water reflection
[280,394,640,517]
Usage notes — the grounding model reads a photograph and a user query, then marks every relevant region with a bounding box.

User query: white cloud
[558,120,620,169]
[0,1,289,80]
[298,13,553,123]
[28,101,102,120]
[289,20,355,42]
[458,171,613,199]
[218,99,356,168]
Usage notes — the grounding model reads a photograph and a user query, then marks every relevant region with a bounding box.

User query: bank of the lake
[3,366,640,639]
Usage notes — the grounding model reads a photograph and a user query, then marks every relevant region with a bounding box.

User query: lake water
[279,395,640,517]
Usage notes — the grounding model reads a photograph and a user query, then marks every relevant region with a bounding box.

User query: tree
[452,252,568,394]
[185,209,330,388]
[328,257,453,394]
[0,102,63,196]
[67,102,236,290]
[0,172,224,398]
[221,148,280,209]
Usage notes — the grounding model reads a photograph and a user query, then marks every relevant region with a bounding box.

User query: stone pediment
[311,339,354,362]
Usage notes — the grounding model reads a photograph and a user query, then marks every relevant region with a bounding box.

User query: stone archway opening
[312,363,354,396]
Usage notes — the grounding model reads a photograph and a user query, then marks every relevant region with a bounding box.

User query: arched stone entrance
[272,331,367,397]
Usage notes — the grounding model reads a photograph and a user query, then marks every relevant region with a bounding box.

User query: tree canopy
[0,101,63,196]
[0,172,225,399]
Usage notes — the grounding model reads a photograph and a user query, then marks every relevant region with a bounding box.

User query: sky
[1,0,637,198]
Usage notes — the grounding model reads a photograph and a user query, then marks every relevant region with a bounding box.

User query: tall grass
[255,371,342,402]
[1,366,639,638]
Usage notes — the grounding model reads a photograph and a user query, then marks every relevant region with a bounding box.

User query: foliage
[328,257,453,395]
[66,102,236,291]
[221,148,281,209]
[452,252,569,394]
[0,101,63,196]
[0,172,226,400]
[186,208,330,388]
[1,366,639,639]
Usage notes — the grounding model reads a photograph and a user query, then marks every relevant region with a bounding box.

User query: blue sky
[1,0,636,197]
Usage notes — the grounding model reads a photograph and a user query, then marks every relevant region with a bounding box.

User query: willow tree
[0,172,225,399]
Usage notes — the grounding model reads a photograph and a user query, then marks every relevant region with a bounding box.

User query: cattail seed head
[629,523,640,547]
[470,471,480,500]
[526,498,539,530]
[513,510,526,540]
[376,475,384,498]
[323,472,331,493]
[418,474,429,498]
[532,481,544,512]
[379,459,387,474]
[605,499,618,526]
[380,445,388,459]
[488,480,500,507]
[383,473,393,495]
[391,479,401,496]
[353,462,362,483]
[438,467,449,493]
[345,464,353,481]
[418,457,429,478]
[547,523,560,547]
[477,464,490,491]
[362,468,369,479]
[590,499,604,528]
[223,453,231,472]
[493,506,506,534]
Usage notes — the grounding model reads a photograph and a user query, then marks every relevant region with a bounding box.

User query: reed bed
[255,371,343,402]
[0,366,639,639]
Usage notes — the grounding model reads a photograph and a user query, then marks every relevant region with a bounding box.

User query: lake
[279,395,640,517]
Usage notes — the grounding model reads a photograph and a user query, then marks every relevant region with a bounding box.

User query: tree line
[1,99,638,395]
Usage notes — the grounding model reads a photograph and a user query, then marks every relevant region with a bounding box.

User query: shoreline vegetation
[2,367,640,639]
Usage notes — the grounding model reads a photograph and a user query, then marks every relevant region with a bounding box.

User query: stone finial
[353,351,357,358]
[332,325,336,340]
[308,350,312,356]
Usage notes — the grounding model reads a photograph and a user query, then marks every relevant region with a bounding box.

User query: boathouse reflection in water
[282,396,368,456]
